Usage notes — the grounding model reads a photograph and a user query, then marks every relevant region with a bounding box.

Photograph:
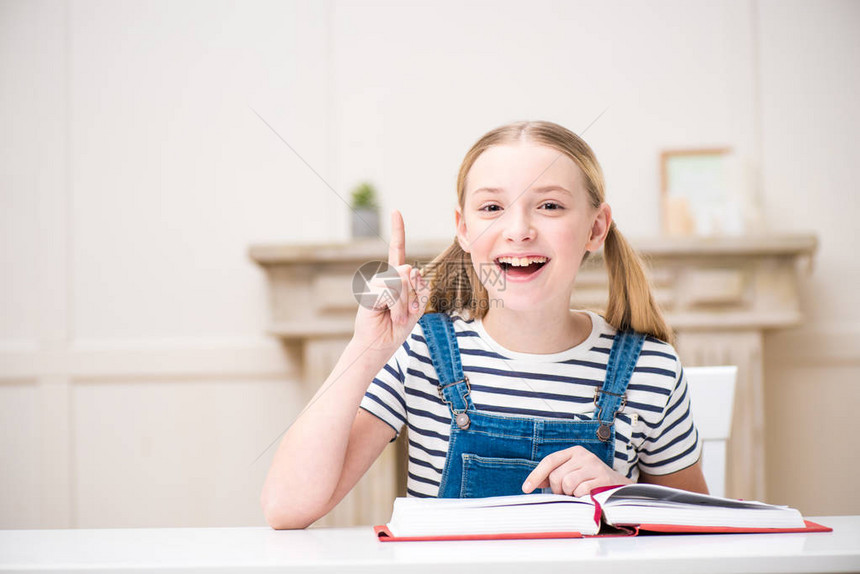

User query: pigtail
[421,240,489,320]
[603,222,674,344]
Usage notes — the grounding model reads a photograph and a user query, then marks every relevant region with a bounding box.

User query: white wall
[1,0,858,528]
[757,0,860,517]
[332,0,759,241]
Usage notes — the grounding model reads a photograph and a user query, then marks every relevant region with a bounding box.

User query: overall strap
[417,313,473,418]
[594,330,646,441]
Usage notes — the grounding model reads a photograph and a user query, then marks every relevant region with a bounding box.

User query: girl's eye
[540,202,563,210]
[479,204,502,212]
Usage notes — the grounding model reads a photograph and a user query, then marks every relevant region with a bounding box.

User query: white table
[1,516,858,574]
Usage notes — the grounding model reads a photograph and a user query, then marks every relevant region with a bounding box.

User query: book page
[596,484,776,509]
[593,485,805,529]
[387,493,599,537]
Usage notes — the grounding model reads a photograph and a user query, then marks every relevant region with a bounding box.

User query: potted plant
[350,181,380,239]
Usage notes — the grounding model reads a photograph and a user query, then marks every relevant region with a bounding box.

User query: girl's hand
[521,446,634,498]
[352,210,431,356]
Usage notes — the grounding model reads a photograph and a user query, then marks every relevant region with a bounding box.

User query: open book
[375,484,830,541]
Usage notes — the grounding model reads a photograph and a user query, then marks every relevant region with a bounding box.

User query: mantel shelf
[248,233,817,265]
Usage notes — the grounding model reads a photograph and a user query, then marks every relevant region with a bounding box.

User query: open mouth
[494,256,550,279]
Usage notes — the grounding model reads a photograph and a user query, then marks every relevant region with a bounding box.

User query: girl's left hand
[521,446,634,497]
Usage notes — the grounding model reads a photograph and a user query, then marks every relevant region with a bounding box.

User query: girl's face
[456,142,611,313]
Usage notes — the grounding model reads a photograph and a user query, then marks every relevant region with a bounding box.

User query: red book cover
[374,524,584,542]
[629,520,832,535]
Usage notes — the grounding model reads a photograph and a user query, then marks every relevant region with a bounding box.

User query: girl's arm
[638,459,708,494]
[260,339,396,530]
[261,210,428,529]
[325,408,397,512]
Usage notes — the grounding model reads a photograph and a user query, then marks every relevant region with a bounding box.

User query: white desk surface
[1,516,858,574]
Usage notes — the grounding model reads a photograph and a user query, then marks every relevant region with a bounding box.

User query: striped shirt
[360,310,702,498]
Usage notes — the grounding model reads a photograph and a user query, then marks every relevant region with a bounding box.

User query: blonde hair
[421,120,673,344]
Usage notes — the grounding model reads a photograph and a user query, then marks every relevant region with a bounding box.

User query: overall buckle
[593,388,627,442]
[593,387,627,415]
[437,375,471,401]
[438,376,472,430]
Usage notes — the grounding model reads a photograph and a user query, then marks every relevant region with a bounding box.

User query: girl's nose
[501,208,535,242]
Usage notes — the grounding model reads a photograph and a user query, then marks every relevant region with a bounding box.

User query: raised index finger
[388,209,406,267]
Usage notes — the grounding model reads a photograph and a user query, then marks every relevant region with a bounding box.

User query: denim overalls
[417,312,645,498]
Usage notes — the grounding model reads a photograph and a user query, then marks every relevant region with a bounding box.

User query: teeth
[496,256,548,267]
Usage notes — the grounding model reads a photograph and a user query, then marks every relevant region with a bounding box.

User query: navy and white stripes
[359,311,702,498]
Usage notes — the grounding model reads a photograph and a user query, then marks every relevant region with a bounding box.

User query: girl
[261,120,708,529]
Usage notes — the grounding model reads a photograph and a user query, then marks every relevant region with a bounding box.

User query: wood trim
[0,337,298,382]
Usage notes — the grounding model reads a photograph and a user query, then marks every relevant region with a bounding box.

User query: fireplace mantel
[250,233,816,526]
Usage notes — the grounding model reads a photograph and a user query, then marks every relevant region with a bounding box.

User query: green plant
[351,181,378,209]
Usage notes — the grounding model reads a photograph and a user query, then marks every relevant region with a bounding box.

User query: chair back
[684,366,737,498]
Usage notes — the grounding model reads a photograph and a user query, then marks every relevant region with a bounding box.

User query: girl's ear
[455,209,471,253]
[586,203,612,251]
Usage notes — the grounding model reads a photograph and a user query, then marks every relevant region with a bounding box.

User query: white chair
[684,366,737,498]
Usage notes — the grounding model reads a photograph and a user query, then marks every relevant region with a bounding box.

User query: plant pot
[351,207,380,239]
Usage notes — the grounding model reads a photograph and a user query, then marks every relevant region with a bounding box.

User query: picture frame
[660,148,741,237]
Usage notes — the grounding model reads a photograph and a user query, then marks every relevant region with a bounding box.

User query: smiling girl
[261,120,707,528]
